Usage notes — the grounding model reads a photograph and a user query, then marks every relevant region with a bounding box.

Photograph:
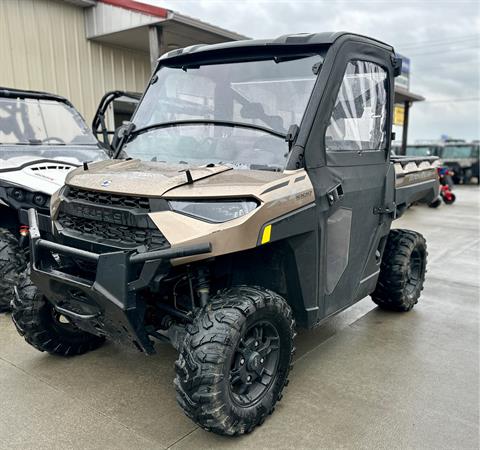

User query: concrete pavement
[0,185,478,450]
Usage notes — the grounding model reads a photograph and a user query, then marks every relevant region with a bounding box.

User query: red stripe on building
[99,0,169,18]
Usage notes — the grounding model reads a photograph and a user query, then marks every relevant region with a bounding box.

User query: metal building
[0,0,247,123]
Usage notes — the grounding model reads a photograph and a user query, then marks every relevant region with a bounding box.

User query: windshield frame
[115,50,326,168]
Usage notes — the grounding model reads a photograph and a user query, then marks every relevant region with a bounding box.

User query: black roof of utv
[0,87,74,108]
[158,32,394,65]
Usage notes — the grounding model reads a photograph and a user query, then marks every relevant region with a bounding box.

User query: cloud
[149,0,479,141]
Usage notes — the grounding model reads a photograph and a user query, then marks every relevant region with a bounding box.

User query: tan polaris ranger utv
[12,32,438,436]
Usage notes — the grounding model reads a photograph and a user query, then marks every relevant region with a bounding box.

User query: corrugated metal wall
[0,0,151,122]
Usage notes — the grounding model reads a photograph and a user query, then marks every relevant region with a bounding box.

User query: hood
[0,160,78,195]
[0,145,108,170]
[66,159,289,197]
[0,146,108,195]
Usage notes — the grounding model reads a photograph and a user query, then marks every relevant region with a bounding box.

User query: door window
[326,61,388,152]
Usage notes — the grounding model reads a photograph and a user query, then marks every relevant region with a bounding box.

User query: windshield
[122,54,322,169]
[0,97,97,145]
[442,145,475,158]
[406,146,438,157]
[0,148,107,170]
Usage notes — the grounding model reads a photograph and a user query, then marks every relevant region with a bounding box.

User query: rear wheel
[174,286,295,436]
[428,198,442,208]
[443,192,456,205]
[0,227,27,312]
[11,267,105,356]
[372,229,427,311]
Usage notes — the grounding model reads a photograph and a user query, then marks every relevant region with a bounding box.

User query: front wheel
[174,286,295,436]
[11,267,105,356]
[372,229,427,311]
[0,227,27,312]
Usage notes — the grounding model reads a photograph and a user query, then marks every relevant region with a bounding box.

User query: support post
[401,100,410,155]
[148,26,165,70]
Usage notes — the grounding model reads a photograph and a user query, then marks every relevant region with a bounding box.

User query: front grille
[67,187,150,211]
[58,213,168,249]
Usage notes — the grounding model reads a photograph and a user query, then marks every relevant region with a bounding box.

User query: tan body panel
[149,169,314,264]
[160,169,295,199]
[394,158,439,188]
[65,159,233,197]
[59,160,315,265]
[57,157,434,267]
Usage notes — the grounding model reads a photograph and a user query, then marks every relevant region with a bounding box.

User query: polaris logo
[101,179,112,187]
[62,203,134,226]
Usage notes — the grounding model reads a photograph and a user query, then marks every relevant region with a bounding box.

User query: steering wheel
[42,136,66,145]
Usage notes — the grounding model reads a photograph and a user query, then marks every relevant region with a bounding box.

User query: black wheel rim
[406,248,422,295]
[229,320,280,407]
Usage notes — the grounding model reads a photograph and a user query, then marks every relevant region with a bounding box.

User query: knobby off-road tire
[0,227,28,313]
[11,267,105,356]
[175,286,296,436]
[372,229,427,312]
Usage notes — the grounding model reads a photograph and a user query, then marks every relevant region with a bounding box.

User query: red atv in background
[430,166,456,207]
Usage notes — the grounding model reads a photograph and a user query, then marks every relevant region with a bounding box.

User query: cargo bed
[392,155,439,208]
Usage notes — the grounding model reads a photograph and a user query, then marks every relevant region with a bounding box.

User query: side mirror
[109,125,127,156]
[111,121,136,157]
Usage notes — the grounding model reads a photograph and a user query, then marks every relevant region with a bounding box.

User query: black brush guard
[26,209,211,354]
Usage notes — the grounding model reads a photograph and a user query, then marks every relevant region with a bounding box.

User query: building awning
[85,0,249,59]
[85,0,425,108]
[394,85,425,104]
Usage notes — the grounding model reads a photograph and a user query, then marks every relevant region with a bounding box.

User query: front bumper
[19,208,51,231]
[27,208,211,354]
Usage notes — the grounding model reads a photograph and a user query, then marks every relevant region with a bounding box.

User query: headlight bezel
[168,198,259,223]
[0,182,51,211]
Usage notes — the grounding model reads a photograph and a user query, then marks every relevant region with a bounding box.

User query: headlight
[33,193,47,207]
[169,199,258,223]
[11,188,26,202]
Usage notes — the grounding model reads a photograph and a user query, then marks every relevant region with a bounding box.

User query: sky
[147,0,479,143]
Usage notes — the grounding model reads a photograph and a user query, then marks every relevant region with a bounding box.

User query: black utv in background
[405,144,443,157]
[12,32,438,436]
[440,142,480,184]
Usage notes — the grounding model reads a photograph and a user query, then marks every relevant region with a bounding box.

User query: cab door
[304,42,395,319]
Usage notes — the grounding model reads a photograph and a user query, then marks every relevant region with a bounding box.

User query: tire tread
[372,229,427,311]
[0,227,27,312]
[174,285,295,436]
[11,267,105,356]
